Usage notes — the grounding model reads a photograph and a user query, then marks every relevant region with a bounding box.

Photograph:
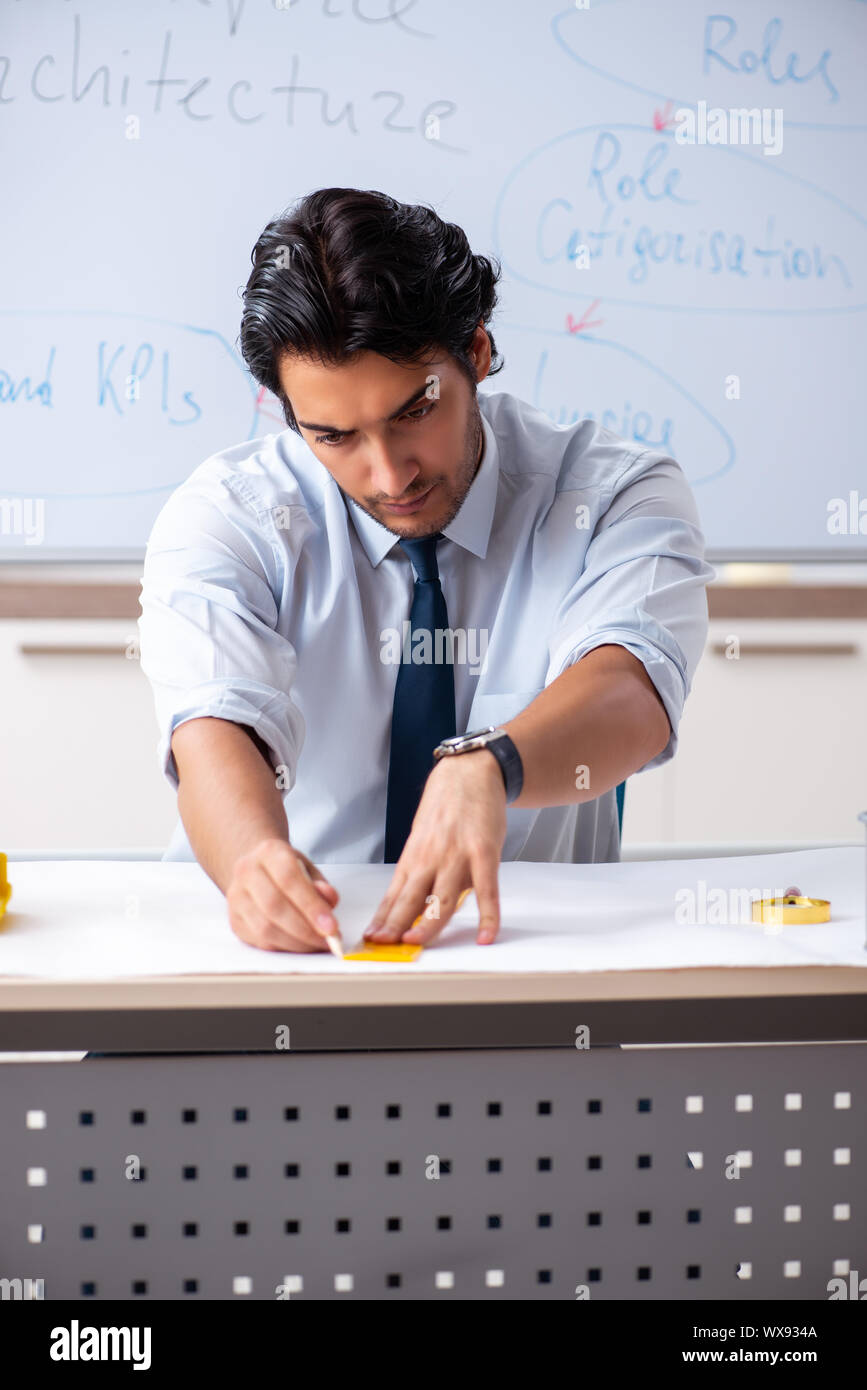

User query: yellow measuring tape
[751,895,831,926]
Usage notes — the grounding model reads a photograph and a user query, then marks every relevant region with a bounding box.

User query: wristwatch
[432,726,523,804]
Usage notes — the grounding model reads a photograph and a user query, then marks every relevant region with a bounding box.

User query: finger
[470,852,501,945]
[243,860,327,950]
[295,852,340,908]
[260,847,340,942]
[363,867,409,939]
[365,871,434,942]
[229,889,323,954]
[402,875,471,945]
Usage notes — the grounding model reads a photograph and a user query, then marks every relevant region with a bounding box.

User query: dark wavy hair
[239,187,504,431]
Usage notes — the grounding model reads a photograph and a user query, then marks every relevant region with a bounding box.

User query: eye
[402,402,437,424]
[314,431,345,447]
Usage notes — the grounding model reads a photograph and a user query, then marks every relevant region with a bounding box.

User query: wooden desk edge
[0,965,866,1011]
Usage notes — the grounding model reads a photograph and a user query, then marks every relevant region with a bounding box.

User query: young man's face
[276,326,491,539]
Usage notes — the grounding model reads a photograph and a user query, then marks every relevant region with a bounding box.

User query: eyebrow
[296,382,433,437]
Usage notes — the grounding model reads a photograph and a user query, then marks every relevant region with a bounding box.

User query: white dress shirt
[139,389,714,864]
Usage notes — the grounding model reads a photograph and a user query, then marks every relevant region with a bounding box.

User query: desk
[1,852,865,1301]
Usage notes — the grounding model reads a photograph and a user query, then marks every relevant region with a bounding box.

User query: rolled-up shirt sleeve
[138,475,304,792]
[548,449,715,772]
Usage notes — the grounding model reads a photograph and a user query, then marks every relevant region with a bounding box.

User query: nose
[367,437,419,499]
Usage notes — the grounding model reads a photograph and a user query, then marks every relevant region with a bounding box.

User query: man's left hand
[365,751,507,946]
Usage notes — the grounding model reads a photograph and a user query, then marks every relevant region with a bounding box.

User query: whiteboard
[1,0,865,560]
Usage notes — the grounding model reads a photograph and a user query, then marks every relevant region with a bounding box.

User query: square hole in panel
[539,1156,553,1172]
[183,1223,198,1238]
[487,1102,502,1117]
[637,1267,651,1281]
[585,1156,599,1171]
[285,1163,300,1179]
[386,1217,402,1232]
[182,1109,197,1124]
[437,1216,451,1231]
[783,1261,801,1278]
[78,1112,94,1127]
[686,1152,703,1170]
[637,1099,651,1113]
[336,1219,350,1234]
[785,1149,802,1166]
[233,1108,248,1123]
[81,1282,96,1296]
[834,1148,851,1165]
[234,1221,249,1236]
[685,1096,703,1114]
[435,1271,454,1290]
[487,1158,502,1173]
[335,1274,353,1293]
[485,1269,504,1288]
[386,1274,401,1289]
[284,1107,299,1122]
[735,1094,753,1112]
[183,1280,198,1294]
[233,1276,252,1295]
[784,1205,801,1223]
[285,1221,300,1235]
[686,1265,701,1279]
[589,1212,603,1226]
[784,1093,802,1111]
[182,1167,197,1181]
[386,1105,401,1119]
[132,1281,147,1296]
[637,1155,651,1169]
[588,1269,601,1283]
[587,1100,601,1114]
[736,1263,752,1280]
[833,1204,851,1221]
[538,1213,552,1228]
[537,1101,552,1115]
[834,1092,852,1109]
[233,1165,249,1180]
[440,1160,452,1175]
[686,1210,701,1224]
[833,1259,850,1275]
[282,1275,303,1295]
[636,1211,650,1225]
[735,1207,752,1224]
[26,1168,46,1187]
[537,1270,552,1284]
[26,1110,46,1130]
[131,1110,146,1125]
[335,1106,350,1121]
[735,1151,752,1169]
[131,1224,147,1239]
[80,1226,96,1240]
[437,1103,451,1118]
[27,1225,44,1244]
[386,1161,401,1176]
[487,1215,501,1229]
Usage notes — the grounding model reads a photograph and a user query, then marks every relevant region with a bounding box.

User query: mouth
[380,482,437,515]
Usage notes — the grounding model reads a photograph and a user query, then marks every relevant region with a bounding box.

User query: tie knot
[400,534,441,584]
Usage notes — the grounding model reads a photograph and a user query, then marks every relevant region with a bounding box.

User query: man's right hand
[226,839,340,953]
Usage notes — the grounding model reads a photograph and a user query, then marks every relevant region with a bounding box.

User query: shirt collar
[344,404,499,568]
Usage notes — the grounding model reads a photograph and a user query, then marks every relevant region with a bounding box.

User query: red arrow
[255,385,286,426]
[566,300,603,334]
[653,99,675,131]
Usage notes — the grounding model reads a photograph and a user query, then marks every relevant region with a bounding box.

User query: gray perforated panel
[1,1045,863,1300]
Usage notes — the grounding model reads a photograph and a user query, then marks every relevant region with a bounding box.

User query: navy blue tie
[384,534,456,862]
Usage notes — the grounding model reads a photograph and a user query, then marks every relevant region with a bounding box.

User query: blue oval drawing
[552,0,867,133]
[503,323,735,487]
[492,124,867,314]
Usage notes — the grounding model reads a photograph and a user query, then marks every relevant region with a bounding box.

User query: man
[138,186,713,955]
